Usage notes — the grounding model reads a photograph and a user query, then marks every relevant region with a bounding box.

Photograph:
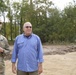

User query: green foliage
[1,0,76,44]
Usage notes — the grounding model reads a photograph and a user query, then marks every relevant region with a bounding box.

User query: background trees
[0,0,76,44]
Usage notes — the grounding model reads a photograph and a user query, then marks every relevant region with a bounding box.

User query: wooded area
[0,0,76,44]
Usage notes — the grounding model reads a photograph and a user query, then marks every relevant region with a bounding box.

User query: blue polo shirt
[11,33,44,72]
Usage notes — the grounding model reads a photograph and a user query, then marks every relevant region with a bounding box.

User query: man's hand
[38,63,43,74]
[0,47,4,52]
[12,63,17,74]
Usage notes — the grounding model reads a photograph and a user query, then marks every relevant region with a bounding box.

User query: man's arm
[0,36,10,56]
[3,38,10,55]
[37,36,44,74]
[11,37,18,74]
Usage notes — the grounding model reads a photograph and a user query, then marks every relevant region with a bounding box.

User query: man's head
[0,20,2,30]
[23,22,32,36]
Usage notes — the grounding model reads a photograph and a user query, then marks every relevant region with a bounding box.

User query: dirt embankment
[5,45,76,60]
[43,45,76,55]
[5,45,76,75]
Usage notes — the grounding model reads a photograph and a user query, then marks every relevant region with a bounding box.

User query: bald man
[11,22,44,75]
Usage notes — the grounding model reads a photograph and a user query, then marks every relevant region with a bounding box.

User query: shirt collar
[23,33,32,38]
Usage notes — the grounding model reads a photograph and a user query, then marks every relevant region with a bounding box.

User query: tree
[0,0,7,36]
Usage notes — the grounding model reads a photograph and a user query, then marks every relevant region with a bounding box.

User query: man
[11,22,44,75]
[0,20,10,75]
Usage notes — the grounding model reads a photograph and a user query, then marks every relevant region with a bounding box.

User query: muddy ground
[5,45,76,75]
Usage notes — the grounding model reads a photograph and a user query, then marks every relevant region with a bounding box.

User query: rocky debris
[44,45,76,55]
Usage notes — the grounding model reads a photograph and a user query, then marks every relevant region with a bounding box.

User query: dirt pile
[43,45,76,55]
[5,45,76,60]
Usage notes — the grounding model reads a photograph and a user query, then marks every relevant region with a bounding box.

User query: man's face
[0,24,2,30]
[23,23,32,36]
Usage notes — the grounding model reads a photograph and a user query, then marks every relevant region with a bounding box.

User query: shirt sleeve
[2,37,10,57]
[37,36,44,63]
[11,37,18,63]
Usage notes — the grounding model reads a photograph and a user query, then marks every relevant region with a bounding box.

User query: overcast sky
[12,0,74,10]
[0,0,74,22]
[51,0,74,10]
